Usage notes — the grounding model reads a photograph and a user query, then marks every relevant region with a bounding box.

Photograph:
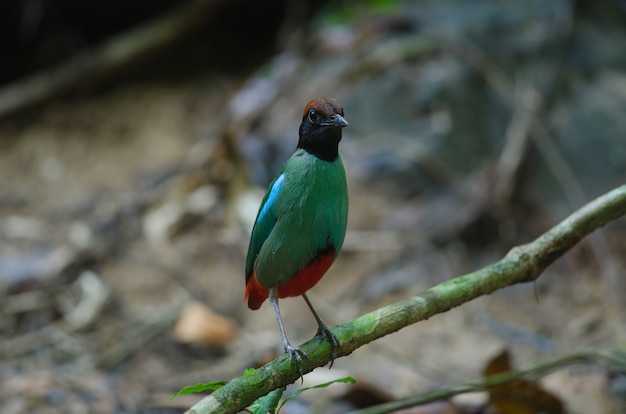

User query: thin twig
[494,80,542,207]
[0,0,220,119]
[347,351,626,414]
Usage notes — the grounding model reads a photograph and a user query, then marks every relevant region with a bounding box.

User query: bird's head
[298,98,348,162]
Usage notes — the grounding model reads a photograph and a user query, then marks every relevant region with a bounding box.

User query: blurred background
[1,0,625,412]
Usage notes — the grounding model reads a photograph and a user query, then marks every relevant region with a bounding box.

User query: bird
[244,97,349,377]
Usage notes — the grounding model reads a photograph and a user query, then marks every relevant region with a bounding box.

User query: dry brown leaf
[483,350,564,414]
[173,301,237,347]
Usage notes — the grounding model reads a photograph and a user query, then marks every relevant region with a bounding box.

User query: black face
[297,100,348,162]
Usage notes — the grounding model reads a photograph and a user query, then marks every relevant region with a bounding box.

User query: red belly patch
[245,251,336,310]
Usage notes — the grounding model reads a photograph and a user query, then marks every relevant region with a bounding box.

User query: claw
[285,343,308,381]
[302,293,342,368]
[317,323,341,368]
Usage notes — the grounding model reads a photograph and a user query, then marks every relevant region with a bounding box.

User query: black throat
[297,122,342,162]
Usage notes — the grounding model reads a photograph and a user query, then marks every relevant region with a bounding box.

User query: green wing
[245,168,285,284]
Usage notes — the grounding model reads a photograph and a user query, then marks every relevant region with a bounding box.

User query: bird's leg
[302,293,341,368]
[269,291,307,380]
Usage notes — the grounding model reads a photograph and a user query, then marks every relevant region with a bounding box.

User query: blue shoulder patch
[257,173,285,225]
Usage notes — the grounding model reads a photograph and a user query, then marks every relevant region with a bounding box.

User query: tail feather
[245,272,268,310]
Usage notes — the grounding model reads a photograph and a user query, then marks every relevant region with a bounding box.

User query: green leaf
[244,368,257,376]
[168,381,228,404]
[249,387,285,414]
[277,376,356,411]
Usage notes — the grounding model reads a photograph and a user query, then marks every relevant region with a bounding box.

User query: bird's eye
[307,110,319,124]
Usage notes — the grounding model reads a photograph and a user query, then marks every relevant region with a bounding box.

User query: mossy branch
[186,184,626,414]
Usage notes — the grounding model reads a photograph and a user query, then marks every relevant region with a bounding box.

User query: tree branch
[186,184,626,414]
[0,0,220,119]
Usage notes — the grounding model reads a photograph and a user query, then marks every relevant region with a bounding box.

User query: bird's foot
[284,343,308,381]
[316,323,341,368]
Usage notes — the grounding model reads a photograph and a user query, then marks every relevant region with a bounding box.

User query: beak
[326,114,348,128]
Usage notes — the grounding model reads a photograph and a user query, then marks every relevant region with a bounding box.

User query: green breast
[249,149,348,288]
